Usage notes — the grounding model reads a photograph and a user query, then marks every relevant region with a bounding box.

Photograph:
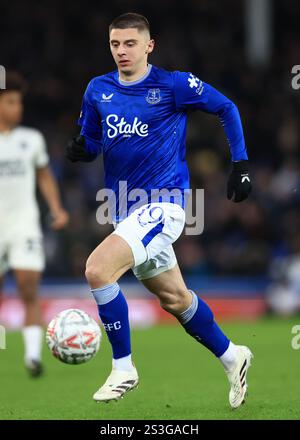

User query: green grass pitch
[0,317,300,420]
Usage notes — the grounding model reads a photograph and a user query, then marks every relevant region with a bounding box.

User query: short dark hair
[109,12,150,36]
[0,71,27,96]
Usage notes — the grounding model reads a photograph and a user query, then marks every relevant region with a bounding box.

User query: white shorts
[112,202,185,280]
[0,230,45,276]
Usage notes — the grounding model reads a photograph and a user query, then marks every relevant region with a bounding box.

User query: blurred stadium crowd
[1,0,300,281]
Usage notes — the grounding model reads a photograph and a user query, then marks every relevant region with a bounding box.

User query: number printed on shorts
[137,204,165,227]
[26,238,42,254]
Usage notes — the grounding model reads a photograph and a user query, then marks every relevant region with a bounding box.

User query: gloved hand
[66,135,97,162]
[227,160,251,202]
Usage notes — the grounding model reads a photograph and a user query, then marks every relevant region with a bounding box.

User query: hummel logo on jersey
[106,114,148,138]
[188,73,204,96]
[101,93,114,103]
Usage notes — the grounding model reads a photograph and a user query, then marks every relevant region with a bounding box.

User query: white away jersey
[0,126,49,231]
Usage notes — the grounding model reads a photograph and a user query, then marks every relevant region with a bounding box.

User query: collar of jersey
[118,64,152,86]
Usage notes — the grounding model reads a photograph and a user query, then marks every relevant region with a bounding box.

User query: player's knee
[85,261,109,287]
[159,290,189,315]
[19,286,38,304]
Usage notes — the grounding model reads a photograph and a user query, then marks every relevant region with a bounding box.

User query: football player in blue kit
[66,13,253,408]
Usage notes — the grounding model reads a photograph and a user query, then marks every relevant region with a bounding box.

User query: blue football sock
[178,290,230,357]
[91,283,131,359]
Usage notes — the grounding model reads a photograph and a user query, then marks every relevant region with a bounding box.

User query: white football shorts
[112,202,186,280]
[0,229,45,276]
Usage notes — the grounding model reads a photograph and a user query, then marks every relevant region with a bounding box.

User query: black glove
[227,160,251,202]
[66,135,97,162]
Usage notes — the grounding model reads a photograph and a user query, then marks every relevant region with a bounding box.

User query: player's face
[0,91,23,127]
[109,28,154,77]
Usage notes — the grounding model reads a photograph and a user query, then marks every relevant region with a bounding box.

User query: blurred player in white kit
[0,72,69,376]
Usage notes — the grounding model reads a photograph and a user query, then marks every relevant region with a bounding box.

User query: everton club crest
[146,88,161,104]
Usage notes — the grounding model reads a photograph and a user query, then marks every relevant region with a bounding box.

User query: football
[46,309,101,365]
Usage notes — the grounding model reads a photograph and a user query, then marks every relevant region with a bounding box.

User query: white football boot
[225,345,253,409]
[93,367,139,403]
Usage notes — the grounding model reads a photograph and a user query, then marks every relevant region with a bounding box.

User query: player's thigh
[86,233,135,282]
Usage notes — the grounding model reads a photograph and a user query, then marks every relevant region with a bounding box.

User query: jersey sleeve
[34,131,49,168]
[78,79,103,156]
[173,71,248,161]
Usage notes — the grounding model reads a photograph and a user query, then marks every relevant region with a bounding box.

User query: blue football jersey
[78,64,248,221]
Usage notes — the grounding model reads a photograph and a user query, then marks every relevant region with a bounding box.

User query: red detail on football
[62,334,81,349]
[83,331,96,345]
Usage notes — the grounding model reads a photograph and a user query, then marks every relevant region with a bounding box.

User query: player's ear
[146,39,155,54]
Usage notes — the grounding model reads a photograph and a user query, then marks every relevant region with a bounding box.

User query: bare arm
[36,166,69,230]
